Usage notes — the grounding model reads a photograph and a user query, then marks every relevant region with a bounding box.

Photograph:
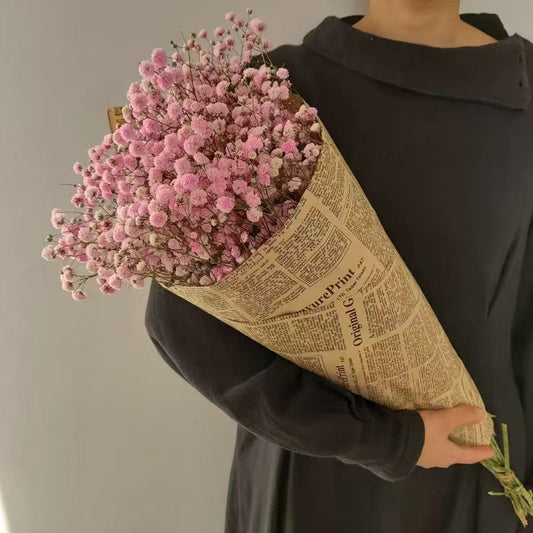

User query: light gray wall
[1,1,531,532]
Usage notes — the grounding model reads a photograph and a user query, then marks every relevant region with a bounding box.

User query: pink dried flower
[72,290,87,301]
[129,140,145,157]
[216,195,235,213]
[232,179,248,195]
[190,188,208,206]
[276,67,289,80]
[249,18,266,33]
[281,139,297,154]
[183,134,205,155]
[151,48,168,69]
[130,92,148,112]
[174,156,192,176]
[246,207,262,222]
[44,9,323,298]
[243,189,261,208]
[157,70,175,90]
[156,184,175,206]
[178,173,199,190]
[139,60,155,79]
[112,130,126,146]
[288,176,302,192]
[208,177,228,195]
[149,211,168,227]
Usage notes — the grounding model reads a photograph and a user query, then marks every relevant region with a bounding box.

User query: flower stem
[481,422,533,527]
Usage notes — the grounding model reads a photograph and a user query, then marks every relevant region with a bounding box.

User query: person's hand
[416,404,495,468]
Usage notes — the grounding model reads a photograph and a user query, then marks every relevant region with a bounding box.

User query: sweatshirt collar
[302,14,530,110]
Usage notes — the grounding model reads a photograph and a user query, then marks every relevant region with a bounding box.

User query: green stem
[481,422,533,528]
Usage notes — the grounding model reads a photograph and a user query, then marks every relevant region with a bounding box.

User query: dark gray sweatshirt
[144,12,533,533]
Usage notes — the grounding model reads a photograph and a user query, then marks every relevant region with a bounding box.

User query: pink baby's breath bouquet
[41,8,533,525]
[42,8,321,298]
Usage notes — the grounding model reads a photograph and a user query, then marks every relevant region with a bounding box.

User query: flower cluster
[42,7,323,300]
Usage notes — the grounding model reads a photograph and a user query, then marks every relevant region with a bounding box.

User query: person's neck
[353,0,498,48]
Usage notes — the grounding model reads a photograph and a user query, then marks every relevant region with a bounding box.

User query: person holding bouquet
[47,2,529,532]
[140,4,533,533]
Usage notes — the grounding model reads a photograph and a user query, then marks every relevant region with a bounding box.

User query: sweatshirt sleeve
[511,212,533,487]
[144,279,425,482]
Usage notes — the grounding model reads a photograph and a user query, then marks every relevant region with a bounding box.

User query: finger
[448,442,495,465]
[445,404,487,432]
